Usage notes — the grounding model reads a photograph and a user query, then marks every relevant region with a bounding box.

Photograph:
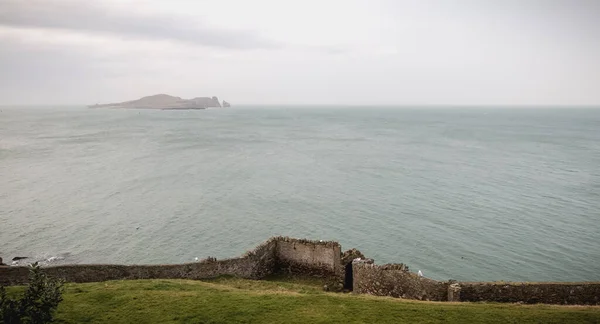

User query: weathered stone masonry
[0,237,337,286]
[276,237,341,277]
[351,260,600,305]
[352,261,447,301]
[1,237,599,305]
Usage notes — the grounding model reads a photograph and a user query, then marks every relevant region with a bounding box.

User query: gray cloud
[0,43,101,104]
[0,0,599,105]
[0,0,281,49]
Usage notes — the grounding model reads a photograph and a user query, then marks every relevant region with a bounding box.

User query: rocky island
[88,94,230,110]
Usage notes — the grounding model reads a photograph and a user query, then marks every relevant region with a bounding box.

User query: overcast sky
[1,0,599,105]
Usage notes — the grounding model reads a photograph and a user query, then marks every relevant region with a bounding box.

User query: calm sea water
[1,106,599,282]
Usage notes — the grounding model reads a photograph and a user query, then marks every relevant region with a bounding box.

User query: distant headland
[88,94,231,110]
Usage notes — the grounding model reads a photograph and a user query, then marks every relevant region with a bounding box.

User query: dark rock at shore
[12,257,28,261]
[0,257,5,266]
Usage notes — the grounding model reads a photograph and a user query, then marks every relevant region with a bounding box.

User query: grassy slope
[7,276,600,323]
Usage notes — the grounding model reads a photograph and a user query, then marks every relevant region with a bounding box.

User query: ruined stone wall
[352,261,600,305]
[0,256,262,286]
[3,237,600,305]
[275,237,341,277]
[459,282,600,305]
[0,237,341,286]
[243,237,279,278]
[353,262,448,301]
[0,238,279,286]
[0,266,28,286]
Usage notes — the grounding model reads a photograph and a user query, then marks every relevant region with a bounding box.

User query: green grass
[6,276,600,323]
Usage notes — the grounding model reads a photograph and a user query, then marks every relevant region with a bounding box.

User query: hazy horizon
[0,102,600,110]
[1,0,599,106]
[2,102,600,109]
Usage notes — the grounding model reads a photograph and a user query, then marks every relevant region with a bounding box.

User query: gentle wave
[1,106,599,282]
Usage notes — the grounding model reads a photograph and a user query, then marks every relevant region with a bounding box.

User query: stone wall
[459,282,600,305]
[0,256,265,286]
[275,237,341,277]
[352,260,600,305]
[2,237,599,305]
[0,236,336,286]
[242,237,278,278]
[353,262,448,301]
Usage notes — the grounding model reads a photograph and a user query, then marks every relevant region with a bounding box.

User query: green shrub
[0,263,64,324]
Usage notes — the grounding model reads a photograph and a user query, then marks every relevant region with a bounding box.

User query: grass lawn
[6,275,600,323]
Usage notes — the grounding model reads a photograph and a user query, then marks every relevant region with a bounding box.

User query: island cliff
[88,94,229,110]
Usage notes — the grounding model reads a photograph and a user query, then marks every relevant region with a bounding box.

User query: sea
[1,106,599,282]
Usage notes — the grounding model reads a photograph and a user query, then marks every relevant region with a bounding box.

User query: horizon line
[2,103,600,108]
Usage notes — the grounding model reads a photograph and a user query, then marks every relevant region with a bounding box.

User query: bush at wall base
[0,263,64,324]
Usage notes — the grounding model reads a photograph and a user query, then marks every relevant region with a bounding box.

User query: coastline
[2,236,599,305]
